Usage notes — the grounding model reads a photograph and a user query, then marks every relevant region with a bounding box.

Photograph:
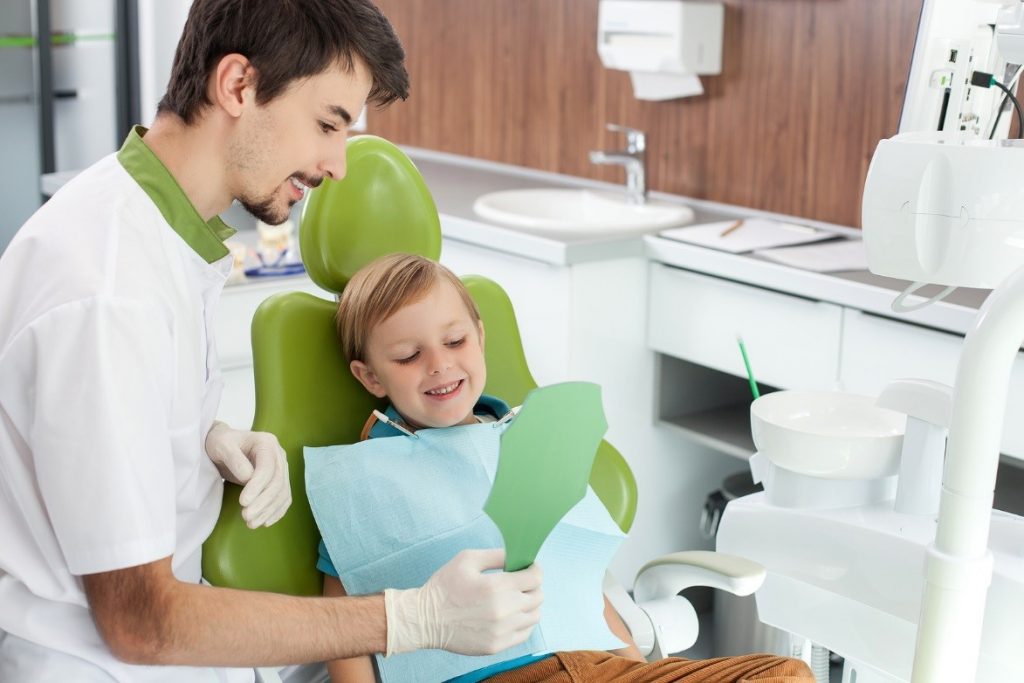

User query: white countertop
[403,146,991,337]
[42,146,992,336]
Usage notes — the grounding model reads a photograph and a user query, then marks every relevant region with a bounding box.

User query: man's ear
[350,360,388,398]
[210,53,255,118]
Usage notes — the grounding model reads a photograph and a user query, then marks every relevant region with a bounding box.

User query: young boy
[318,253,814,683]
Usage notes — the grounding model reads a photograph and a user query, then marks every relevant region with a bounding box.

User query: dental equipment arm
[908,271,1024,682]
[605,551,766,660]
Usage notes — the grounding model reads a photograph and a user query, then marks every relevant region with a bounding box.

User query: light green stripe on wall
[0,33,114,49]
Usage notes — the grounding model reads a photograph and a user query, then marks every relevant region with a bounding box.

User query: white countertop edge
[403,145,866,237]
[644,236,981,337]
[440,213,570,264]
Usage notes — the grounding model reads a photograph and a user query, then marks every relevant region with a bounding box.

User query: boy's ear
[350,360,388,398]
[477,319,485,351]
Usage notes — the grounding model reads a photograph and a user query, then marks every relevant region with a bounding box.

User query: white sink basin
[472,188,694,233]
[751,390,906,480]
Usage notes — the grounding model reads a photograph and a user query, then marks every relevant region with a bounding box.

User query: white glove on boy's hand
[384,549,543,656]
[205,420,292,528]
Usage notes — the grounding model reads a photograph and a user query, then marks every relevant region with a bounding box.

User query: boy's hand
[383,549,543,655]
[205,420,291,528]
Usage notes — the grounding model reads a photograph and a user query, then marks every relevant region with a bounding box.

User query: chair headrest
[299,135,442,295]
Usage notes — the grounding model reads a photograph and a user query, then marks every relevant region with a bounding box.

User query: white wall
[137,0,191,126]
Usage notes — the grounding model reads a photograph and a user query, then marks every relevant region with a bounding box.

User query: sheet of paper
[755,239,868,272]
[484,382,608,572]
[659,218,836,253]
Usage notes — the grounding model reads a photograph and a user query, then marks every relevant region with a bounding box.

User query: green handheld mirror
[483,382,608,572]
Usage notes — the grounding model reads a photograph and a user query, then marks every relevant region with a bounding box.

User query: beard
[238,190,294,226]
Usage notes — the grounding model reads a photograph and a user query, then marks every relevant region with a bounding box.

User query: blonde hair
[336,253,482,363]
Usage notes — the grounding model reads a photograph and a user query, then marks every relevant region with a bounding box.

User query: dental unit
[717,1,1024,681]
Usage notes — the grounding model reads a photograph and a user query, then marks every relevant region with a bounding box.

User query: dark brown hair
[157,0,409,124]
[337,254,482,363]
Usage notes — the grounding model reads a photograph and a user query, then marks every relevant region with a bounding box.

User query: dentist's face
[351,279,487,430]
[228,57,372,225]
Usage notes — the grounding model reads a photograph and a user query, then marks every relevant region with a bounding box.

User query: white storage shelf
[649,263,1024,465]
[648,264,840,460]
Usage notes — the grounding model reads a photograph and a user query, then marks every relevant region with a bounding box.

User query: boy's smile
[350,278,487,430]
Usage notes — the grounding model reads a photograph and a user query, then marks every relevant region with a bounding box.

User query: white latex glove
[205,420,291,528]
[384,549,543,656]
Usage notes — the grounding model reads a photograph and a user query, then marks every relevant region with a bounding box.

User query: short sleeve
[317,539,339,577]
[5,297,178,575]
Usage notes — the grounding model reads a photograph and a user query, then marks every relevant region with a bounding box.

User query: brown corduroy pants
[483,651,815,683]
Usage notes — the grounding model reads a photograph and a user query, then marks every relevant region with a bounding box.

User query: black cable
[972,70,1024,139]
[989,92,1008,139]
[990,79,1024,139]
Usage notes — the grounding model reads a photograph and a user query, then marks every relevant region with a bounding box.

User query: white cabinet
[840,308,1024,460]
[648,264,843,391]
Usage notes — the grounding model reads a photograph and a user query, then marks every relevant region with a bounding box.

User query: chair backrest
[202,136,636,595]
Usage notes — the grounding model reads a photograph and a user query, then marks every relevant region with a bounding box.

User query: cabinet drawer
[648,264,842,390]
[840,309,1024,459]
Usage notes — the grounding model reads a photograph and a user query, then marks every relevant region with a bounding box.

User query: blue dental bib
[305,421,625,683]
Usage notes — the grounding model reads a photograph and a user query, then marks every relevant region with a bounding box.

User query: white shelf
[659,402,754,461]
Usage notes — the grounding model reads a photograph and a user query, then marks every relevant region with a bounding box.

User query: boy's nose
[426,348,453,375]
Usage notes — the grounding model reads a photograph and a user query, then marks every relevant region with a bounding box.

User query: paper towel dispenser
[597,0,724,100]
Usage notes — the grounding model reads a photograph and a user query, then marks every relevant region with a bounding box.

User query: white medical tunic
[0,127,253,682]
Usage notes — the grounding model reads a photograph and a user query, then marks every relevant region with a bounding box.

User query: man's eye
[318,120,337,134]
[395,351,419,365]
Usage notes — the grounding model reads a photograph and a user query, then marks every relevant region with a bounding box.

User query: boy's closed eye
[393,337,467,365]
[395,351,419,365]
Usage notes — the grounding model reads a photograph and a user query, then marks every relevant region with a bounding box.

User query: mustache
[291,173,324,189]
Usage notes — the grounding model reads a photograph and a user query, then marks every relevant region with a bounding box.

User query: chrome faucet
[589,123,647,204]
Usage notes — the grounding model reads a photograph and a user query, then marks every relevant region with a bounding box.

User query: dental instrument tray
[659,218,837,253]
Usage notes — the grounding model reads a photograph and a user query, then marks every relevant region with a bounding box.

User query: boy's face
[351,279,487,430]
[227,57,372,225]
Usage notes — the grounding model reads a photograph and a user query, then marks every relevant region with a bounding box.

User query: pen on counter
[719,219,745,238]
[736,336,760,400]
[372,409,419,438]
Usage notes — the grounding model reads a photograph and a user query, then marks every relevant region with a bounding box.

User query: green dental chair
[201,136,763,681]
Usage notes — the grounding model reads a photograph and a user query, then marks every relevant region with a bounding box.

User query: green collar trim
[116,126,235,263]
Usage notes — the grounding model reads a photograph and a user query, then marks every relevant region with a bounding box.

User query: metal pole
[115,0,140,137]
[33,0,54,176]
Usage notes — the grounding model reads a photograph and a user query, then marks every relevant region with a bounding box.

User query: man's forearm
[84,559,386,667]
[162,581,387,667]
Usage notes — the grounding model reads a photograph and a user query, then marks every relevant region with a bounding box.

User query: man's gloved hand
[205,420,291,528]
[383,549,543,656]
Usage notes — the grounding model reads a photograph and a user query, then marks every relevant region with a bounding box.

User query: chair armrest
[603,570,655,657]
[633,550,765,603]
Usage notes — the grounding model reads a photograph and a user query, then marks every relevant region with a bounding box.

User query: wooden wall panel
[368,0,923,228]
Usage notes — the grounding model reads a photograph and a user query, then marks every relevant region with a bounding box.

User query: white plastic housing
[862,132,1024,288]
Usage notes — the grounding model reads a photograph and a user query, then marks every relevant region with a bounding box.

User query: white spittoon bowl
[751,390,906,480]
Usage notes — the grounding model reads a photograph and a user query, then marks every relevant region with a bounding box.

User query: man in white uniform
[0,1,542,681]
